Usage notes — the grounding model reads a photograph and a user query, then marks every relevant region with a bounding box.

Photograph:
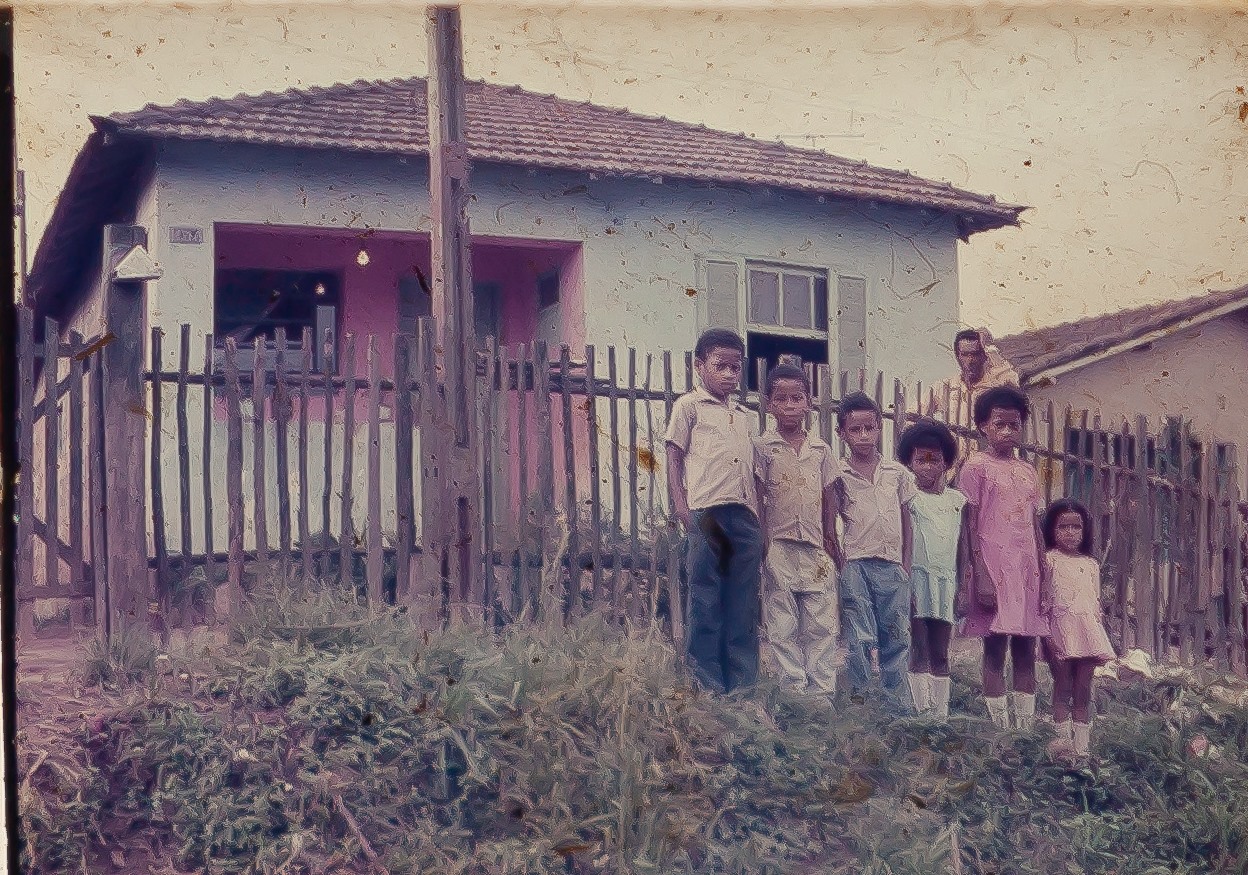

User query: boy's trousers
[763,539,839,694]
[840,558,913,710]
[686,504,765,693]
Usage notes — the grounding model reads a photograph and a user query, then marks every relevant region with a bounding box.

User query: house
[27,76,1023,558]
[996,283,1248,489]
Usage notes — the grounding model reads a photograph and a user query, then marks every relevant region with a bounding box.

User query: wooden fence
[15,308,1248,675]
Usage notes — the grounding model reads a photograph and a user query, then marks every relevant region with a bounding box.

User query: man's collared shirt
[834,456,918,565]
[754,429,839,547]
[665,387,759,514]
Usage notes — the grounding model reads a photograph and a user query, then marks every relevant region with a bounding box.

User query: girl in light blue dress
[898,420,968,720]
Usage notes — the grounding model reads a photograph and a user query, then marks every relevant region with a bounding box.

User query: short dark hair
[954,329,982,349]
[764,364,810,397]
[836,391,880,429]
[974,385,1030,426]
[897,419,958,466]
[694,328,745,362]
[1043,499,1094,555]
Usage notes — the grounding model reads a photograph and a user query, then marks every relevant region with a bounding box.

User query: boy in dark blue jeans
[665,329,764,693]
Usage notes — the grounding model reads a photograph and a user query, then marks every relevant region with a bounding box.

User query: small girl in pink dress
[955,386,1050,730]
[1041,499,1114,758]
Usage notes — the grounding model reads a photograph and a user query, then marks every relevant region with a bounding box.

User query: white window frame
[741,261,831,341]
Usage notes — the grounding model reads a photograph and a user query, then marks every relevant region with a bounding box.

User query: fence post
[101,224,154,635]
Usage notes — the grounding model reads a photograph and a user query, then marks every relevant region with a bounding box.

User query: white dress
[1045,551,1114,662]
[908,488,966,623]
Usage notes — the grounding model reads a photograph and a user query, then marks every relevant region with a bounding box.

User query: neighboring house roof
[996,283,1248,383]
[29,77,1025,325]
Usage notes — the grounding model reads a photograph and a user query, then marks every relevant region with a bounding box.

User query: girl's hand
[972,558,997,612]
[954,588,969,620]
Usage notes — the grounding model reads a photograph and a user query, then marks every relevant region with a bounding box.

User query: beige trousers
[762,539,840,694]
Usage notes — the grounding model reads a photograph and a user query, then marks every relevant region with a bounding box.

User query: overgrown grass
[19,580,1248,874]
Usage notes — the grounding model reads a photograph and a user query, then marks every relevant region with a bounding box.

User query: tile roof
[995,283,1248,381]
[98,77,1023,231]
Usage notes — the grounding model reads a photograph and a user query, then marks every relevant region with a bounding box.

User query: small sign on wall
[169,226,204,245]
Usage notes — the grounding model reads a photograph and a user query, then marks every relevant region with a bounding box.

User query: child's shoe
[1011,692,1036,730]
[930,676,951,720]
[984,695,1009,728]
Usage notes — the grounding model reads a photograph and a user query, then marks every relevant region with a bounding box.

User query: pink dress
[956,452,1050,638]
[1045,551,1114,662]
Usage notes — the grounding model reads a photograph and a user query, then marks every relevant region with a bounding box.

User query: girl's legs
[1009,636,1037,693]
[1009,636,1038,729]
[982,634,1010,727]
[909,617,931,673]
[928,620,953,677]
[927,620,954,719]
[1072,658,1096,724]
[1049,654,1074,724]
[908,617,933,712]
[1071,658,1097,756]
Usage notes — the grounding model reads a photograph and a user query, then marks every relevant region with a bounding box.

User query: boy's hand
[672,510,693,533]
[823,539,844,573]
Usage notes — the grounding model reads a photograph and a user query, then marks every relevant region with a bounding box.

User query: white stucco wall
[75,139,969,560]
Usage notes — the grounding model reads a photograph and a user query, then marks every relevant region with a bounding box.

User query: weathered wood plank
[586,346,604,607]
[1195,439,1213,664]
[560,345,580,621]
[607,347,622,610]
[366,337,384,604]
[1131,415,1152,658]
[174,325,193,584]
[479,340,498,624]
[223,339,246,615]
[534,340,556,621]
[1178,425,1194,664]
[515,343,532,617]
[298,328,313,590]
[250,341,270,570]
[339,334,358,593]
[1228,445,1245,675]
[1045,401,1057,506]
[627,348,641,620]
[89,330,109,638]
[201,334,216,610]
[147,327,167,612]
[320,328,336,576]
[17,308,37,636]
[274,329,293,584]
[67,331,86,627]
[393,332,415,605]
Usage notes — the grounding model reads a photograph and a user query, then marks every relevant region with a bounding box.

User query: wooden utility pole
[424,4,482,621]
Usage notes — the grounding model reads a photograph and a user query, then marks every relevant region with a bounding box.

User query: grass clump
[18,579,1248,874]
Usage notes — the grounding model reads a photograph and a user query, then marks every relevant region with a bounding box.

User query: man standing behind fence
[666,328,765,694]
[926,328,1020,479]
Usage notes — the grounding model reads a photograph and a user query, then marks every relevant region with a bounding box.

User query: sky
[12,0,1248,336]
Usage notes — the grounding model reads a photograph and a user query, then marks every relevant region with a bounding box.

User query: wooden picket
[14,306,1248,680]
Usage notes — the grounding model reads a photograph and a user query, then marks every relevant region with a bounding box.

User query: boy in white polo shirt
[665,328,764,693]
[832,391,918,712]
[754,364,841,695]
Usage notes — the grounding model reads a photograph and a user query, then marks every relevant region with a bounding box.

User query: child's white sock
[1011,692,1036,730]
[931,676,951,720]
[1072,720,1092,756]
[1056,719,1073,743]
[907,672,931,713]
[984,695,1009,728]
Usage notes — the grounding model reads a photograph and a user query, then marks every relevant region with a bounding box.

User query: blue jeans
[685,504,765,693]
[840,558,913,711]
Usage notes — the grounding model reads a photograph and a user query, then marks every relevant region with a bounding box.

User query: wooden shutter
[836,275,867,376]
[699,259,741,333]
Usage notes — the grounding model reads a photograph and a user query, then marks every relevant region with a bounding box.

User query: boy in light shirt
[832,392,918,712]
[754,364,841,695]
[665,328,764,693]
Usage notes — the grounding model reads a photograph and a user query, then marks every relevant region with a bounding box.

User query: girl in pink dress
[955,386,1050,730]
[1041,499,1114,758]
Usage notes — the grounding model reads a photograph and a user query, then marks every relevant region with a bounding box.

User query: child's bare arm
[666,443,692,530]
[1035,512,1051,610]
[965,504,996,610]
[955,504,972,618]
[755,473,769,556]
